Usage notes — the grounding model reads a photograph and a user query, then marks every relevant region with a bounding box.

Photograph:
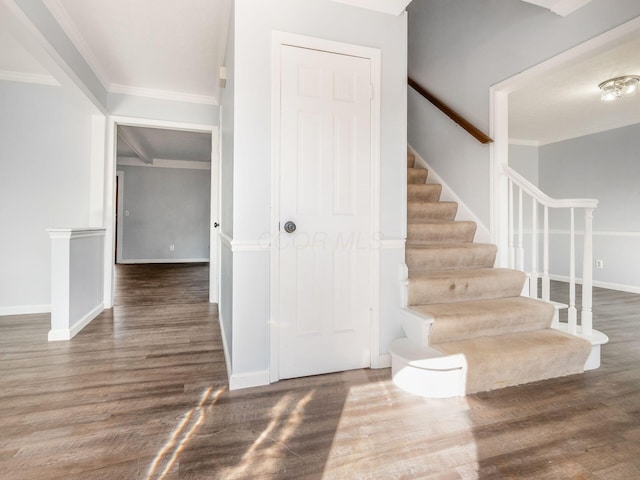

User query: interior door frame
[269,32,382,382]
[104,116,220,307]
[115,170,124,264]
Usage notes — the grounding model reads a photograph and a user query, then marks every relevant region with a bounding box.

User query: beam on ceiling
[116,128,153,164]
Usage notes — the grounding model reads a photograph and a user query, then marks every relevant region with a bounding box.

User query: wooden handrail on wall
[408,77,493,145]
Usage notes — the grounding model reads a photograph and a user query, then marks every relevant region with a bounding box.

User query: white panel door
[278,45,372,380]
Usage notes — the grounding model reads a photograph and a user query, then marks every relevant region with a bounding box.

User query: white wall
[117,164,211,263]
[225,0,408,385]
[407,0,640,228]
[0,81,94,314]
[539,124,640,291]
[108,93,219,126]
[219,0,235,364]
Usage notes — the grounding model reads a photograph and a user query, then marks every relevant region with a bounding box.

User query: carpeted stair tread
[408,183,442,202]
[411,297,554,343]
[407,221,476,244]
[406,243,497,272]
[408,268,525,305]
[434,329,592,394]
[408,168,427,184]
[408,201,458,222]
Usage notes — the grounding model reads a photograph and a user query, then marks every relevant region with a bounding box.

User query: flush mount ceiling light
[599,75,640,101]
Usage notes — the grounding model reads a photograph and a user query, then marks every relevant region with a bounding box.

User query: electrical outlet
[595,259,604,269]
[169,244,175,251]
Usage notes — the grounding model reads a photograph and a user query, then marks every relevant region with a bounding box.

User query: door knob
[213,222,219,228]
[284,221,296,233]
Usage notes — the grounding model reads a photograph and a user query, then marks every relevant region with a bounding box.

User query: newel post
[581,208,594,336]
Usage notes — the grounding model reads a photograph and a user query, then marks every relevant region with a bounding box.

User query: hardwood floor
[1,265,640,479]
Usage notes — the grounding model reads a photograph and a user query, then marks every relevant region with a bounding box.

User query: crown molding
[509,138,540,147]
[109,83,218,106]
[0,69,59,86]
[153,158,211,170]
[117,157,210,170]
[521,0,592,17]
[43,0,220,106]
[330,0,412,16]
[510,118,640,147]
[538,119,640,146]
[42,0,111,89]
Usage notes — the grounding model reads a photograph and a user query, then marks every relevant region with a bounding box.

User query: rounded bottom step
[389,338,466,398]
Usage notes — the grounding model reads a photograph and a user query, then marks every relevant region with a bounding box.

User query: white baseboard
[592,280,640,294]
[48,328,72,341]
[372,352,391,369]
[48,303,104,341]
[0,304,51,316]
[218,313,270,390]
[118,258,210,264]
[549,275,640,294]
[218,313,233,381]
[407,145,491,243]
[229,369,271,390]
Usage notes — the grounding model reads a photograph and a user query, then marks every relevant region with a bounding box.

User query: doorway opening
[105,118,220,308]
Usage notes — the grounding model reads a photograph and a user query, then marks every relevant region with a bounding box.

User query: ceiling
[0,0,638,148]
[42,0,231,104]
[117,126,212,164]
[0,28,56,85]
[509,28,640,145]
[0,3,58,86]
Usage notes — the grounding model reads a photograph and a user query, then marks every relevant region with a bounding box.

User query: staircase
[390,151,592,396]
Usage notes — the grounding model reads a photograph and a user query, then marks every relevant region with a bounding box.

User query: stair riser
[408,168,427,184]
[406,246,496,272]
[408,270,525,305]
[408,202,457,222]
[407,184,441,202]
[407,222,476,244]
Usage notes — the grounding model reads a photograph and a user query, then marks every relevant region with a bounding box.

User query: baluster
[568,208,577,334]
[530,198,538,299]
[542,205,550,301]
[581,208,594,337]
[508,180,514,269]
[517,187,524,272]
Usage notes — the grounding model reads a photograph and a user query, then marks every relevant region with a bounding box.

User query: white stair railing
[504,165,598,337]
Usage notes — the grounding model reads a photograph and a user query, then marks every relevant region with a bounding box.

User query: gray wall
[408,0,640,227]
[118,164,211,262]
[0,81,93,313]
[539,124,640,290]
[509,144,539,185]
[219,0,235,359]
[508,143,539,268]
